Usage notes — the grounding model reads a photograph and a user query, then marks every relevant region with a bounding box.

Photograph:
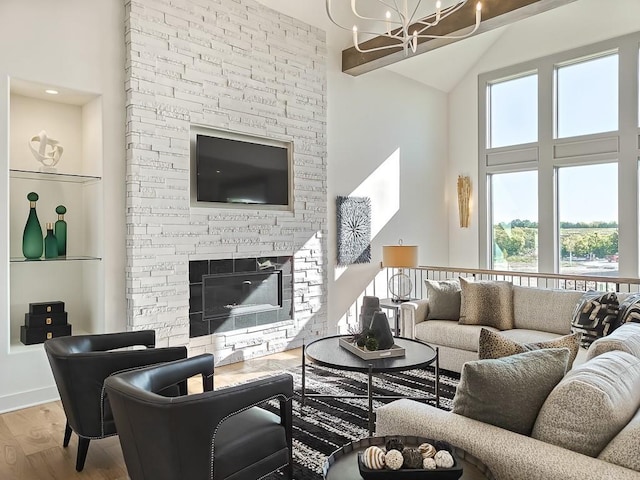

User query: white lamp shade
[382,245,418,268]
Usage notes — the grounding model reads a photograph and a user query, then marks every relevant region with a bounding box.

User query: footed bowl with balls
[357,436,463,480]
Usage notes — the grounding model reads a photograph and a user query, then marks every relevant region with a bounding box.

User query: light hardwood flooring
[0,348,302,480]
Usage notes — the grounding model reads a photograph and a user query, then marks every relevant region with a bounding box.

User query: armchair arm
[401,299,429,338]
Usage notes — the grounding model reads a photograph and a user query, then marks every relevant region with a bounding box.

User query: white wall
[327,49,450,332]
[0,0,125,412]
[447,0,640,268]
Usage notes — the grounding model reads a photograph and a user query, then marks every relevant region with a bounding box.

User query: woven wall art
[336,195,371,265]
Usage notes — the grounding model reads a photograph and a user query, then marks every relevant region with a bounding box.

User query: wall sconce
[382,241,418,302]
[457,175,471,228]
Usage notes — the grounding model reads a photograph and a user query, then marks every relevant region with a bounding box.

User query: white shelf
[10,169,101,183]
[10,255,101,263]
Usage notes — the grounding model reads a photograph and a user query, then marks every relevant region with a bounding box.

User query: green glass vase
[22,192,43,260]
[44,223,58,259]
[55,205,67,256]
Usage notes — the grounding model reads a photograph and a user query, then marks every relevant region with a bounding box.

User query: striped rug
[262,365,460,480]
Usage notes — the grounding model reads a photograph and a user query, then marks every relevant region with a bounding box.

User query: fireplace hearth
[189,256,293,337]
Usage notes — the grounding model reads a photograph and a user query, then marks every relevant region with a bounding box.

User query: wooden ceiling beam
[342,0,578,76]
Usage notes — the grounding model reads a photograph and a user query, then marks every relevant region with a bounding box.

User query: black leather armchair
[104,354,294,480]
[44,330,187,471]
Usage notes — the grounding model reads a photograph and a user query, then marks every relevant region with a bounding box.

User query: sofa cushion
[513,286,584,335]
[425,279,461,320]
[571,291,620,348]
[598,407,640,471]
[618,292,640,324]
[459,278,514,330]
[452,348,570,436]
[415,320,498,352]
[587,322,640,360]
[478,328,580,368]
[532,350,640,457]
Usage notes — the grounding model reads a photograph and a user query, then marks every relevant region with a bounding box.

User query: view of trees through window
[486,49,622,276]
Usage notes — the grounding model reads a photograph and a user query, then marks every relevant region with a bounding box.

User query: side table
[379,298,416,336]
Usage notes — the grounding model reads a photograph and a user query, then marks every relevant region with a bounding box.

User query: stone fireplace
[124,0,327,364]
[189,256,293,336]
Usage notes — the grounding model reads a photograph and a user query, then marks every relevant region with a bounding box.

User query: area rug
[262,364,460,480]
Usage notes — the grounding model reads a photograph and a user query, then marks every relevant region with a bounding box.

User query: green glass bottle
[55,205,67,256]
[44,223,59,259]
[22,192,43,260]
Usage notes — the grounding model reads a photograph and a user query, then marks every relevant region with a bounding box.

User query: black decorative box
[29,301,65,315]
[20,324,72,345]
[24,312,68,328]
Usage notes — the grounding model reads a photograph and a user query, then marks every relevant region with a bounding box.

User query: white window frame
[478,32,640,276]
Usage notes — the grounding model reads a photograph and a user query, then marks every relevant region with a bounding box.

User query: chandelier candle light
[326,0,482,55]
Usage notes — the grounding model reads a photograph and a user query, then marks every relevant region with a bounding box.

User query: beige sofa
[376,324,640,480]
[401,285,596,372]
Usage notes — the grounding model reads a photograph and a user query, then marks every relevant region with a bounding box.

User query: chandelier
[326,0,482,56]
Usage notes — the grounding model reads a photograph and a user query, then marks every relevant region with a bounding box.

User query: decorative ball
[27,192,39,202]
[385,437,404,452]
[423,457,437,470]
[356,335,367,347]
[365,336,379,351]
[434,440,450,451]
[402,448,423,469]
[418,442,436,459]
[434,450,455,468]
[385,449,404,470]
[362,446,385,470]
[55,205,67,215]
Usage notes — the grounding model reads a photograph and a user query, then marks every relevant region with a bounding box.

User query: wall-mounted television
[191,127,292,208]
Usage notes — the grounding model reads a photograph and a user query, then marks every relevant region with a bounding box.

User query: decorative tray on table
[356,436,463,480]
[338,337,406,360]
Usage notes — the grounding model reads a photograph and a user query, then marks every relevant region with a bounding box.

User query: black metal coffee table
[302,335,439,435]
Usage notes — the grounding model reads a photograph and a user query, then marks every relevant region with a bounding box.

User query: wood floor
[0,348,302,480]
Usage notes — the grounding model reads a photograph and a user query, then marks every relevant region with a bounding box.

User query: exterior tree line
[494,220,619,261]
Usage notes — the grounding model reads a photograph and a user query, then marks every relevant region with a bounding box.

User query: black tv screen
[196,134,290,206]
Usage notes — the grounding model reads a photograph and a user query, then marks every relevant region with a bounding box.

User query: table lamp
[382,242,418,302]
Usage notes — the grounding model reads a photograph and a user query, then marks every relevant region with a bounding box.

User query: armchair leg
[63,421,72,447]
[75,437,91,472]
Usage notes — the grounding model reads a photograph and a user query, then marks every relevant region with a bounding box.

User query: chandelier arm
[325,0,363,31]
[414,2,477,36]
[407,0,423,26]
[415,21,480,39]
[350,0,401,23]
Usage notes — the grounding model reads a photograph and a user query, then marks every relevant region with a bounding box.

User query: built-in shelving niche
[7,78,104,352]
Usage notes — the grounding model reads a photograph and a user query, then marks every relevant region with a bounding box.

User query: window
[491,171,538,272]
[558,164,618,275]
[489,74,538,148]
[556,54,618,138]
[479,35,638,275]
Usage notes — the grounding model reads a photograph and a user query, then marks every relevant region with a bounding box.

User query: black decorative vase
[369,311,394,350]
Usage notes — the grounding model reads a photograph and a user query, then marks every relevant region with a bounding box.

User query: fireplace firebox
[189,256,293,337]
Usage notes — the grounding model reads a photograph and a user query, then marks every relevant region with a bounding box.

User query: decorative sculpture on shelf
[44,223,59,259]
[28,130,64,170]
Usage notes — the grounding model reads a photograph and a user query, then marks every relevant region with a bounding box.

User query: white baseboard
[0,385,60,414]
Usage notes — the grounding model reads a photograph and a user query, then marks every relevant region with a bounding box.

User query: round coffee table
[302,335,439,435]
[323,436,496,480]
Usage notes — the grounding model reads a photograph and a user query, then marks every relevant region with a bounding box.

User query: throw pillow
[571,291,620,348]
[618,292,640,324]
[532,350,640,458]
[478,328,580,368]
[452,348,570,436]
[458,277,514,330]
[425,279,461,320]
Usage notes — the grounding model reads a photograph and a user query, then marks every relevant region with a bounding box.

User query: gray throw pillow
[425,279,461,320]
[452,348,570,436]
[478,328,580,369]
[459,277,514,330]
